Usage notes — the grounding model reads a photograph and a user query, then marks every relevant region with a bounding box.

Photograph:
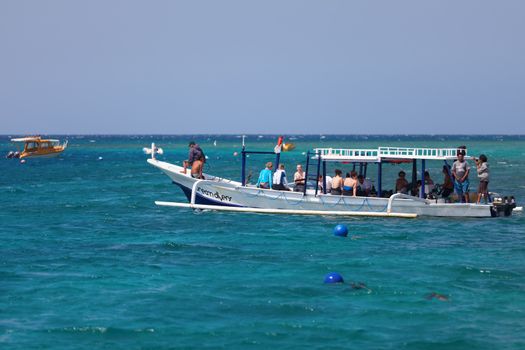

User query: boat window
[26,142,37,150]
[41,142,50,149]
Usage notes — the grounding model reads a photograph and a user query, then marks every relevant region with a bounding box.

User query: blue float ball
[324,272,344,284]
[333,224,348,237]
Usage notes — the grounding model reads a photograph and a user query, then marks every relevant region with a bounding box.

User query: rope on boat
[240,187,389,211]
[342,197,366,211]
[241,188,305,206]
[319,194,344,208]
[281,193,305,206]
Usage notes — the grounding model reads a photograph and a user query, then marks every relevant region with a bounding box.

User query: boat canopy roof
[11,137,60,143]
[313,146,471,162]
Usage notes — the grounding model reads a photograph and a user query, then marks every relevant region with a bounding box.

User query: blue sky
[1,0,524,134]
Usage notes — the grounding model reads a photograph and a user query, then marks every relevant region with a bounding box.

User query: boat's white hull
[148,159,508,218]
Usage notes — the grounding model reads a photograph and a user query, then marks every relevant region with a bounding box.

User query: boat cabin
[240,145,472,199]
[9,136,67,159]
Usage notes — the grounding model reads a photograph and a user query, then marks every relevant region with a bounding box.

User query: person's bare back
[332,176,343,189]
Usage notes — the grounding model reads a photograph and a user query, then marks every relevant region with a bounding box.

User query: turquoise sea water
[1,135,524,349]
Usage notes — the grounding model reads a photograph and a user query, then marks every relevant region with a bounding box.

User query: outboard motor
[491,196,517,217]
[6,151,14,159]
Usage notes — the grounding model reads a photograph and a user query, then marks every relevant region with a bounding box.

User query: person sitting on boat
[343,171,358,196]
[256,162,273,189]
[318,174,332,194]
[331,169,343,195]
[294,164,306,192]
[452,148,471,203]
[272,164,291,191]
[395,171,409,194]
[475,154,490,204]
[411,180,422,196]
[357,175,372,196]
[441,165,454,199]
[424,171,435,194]
[181,141,206,178]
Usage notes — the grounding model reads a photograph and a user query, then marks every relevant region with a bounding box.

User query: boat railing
[314,146,464,161]
[379,147,463,159]
[314,148,380,161]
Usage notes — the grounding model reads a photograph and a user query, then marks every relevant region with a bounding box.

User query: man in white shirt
[318,175,332,193]
[272,164,291,191]
[357,175,372,196]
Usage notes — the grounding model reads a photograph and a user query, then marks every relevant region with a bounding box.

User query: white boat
[146,142,517,218]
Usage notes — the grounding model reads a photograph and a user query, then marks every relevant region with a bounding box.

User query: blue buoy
[324,272,344,284]
[333,224,348,237]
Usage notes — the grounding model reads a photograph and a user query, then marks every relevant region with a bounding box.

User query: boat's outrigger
[147,141,518,218]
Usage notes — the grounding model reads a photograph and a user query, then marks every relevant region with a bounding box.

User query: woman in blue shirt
[257,162,273,189]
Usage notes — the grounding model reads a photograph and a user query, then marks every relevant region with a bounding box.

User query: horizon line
[2,133,525,137]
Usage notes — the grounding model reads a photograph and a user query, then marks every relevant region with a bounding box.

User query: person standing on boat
[331,169,343,195]
[181,141,206,178]
[293,164,306,192]
[343,171,358,196]
[272,164,291,191]
[475,154,490,204]
[452,148,471,203]
[256,162,273,189]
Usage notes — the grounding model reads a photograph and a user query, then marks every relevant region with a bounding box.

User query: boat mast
[241,135,246,186]
[420,159,426,198]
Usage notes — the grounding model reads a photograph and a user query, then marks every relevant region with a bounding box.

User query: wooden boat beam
[155,201,418,218]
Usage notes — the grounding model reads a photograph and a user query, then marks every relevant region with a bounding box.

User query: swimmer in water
[425,292,449,301]
[350,282,371,293]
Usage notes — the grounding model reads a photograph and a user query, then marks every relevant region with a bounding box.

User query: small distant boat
[7,136,68,159]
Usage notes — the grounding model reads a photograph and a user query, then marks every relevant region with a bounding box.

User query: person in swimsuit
[181,141,206,178]
[331,169,343,195]
[395,171,409,194]
[293,164,305,192]
[342,171,358,196]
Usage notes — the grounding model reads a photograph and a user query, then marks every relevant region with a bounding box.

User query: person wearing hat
[475,154,490,204]
[181,141,206,178]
